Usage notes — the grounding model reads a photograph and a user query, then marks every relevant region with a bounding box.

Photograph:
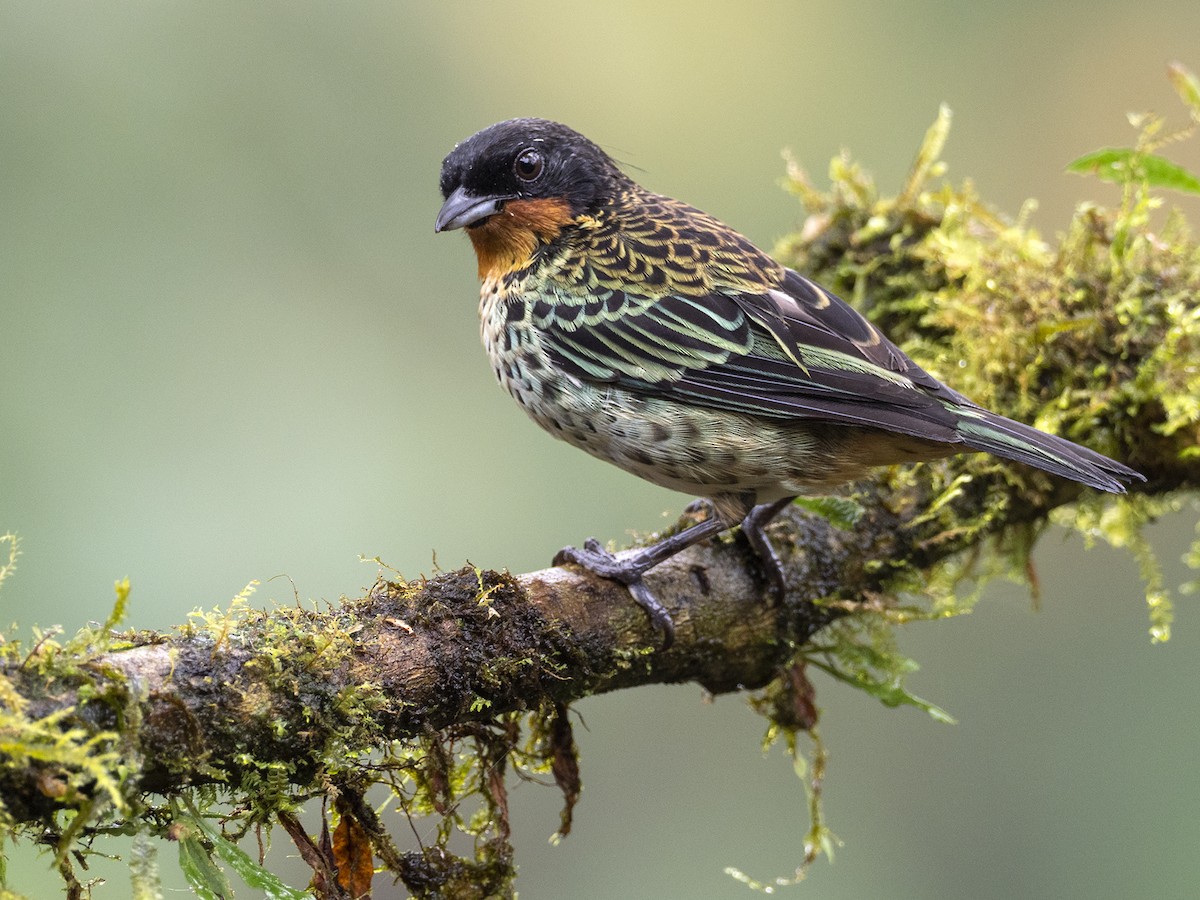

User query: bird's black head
[435,118,623,234]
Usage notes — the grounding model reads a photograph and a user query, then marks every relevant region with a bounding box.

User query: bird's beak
[434,186,515,233]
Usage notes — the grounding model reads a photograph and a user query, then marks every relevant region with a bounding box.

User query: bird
[434,117,1143,646]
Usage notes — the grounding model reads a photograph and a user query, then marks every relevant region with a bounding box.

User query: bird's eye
[513,148,545,182]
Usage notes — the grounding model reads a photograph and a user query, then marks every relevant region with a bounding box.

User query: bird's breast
[479,279,569,418]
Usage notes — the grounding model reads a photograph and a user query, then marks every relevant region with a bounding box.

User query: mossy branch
[3,447,1193,816]
[3,86,1200,898]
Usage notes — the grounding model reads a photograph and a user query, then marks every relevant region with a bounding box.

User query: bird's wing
[534,269,968,442]
[739,269,968,403]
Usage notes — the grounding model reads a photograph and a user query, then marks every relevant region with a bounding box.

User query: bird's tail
[953,408,1143,494]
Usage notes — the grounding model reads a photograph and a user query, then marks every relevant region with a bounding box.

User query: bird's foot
[740,498,796,603]
[554,511,731,649]
[553,540,675,647]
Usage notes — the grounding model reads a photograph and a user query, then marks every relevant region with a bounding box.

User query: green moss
[776,89,1199,650]
[741,70,1200,880]
[4,69,1200,898]
[0,578,139,891]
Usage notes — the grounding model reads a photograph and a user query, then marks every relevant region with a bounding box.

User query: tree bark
[1,454,1186,824]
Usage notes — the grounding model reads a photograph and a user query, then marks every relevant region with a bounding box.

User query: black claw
[553,541,630,581]
[744,528,788,601]
[760,553,788,603]
[740,497,797,603]
[627,580,675,649]
[552,541,676,647]
[550,510,732,650]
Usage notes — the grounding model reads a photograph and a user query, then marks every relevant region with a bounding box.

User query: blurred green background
[2,2,1199,898]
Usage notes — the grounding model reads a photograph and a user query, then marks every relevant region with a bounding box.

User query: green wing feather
[535,272,967,441]
[534,267,1141,493]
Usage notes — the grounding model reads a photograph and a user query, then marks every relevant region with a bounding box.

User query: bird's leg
[553,511,731,647]
[739,497,797,601]
[682,497,716,517]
